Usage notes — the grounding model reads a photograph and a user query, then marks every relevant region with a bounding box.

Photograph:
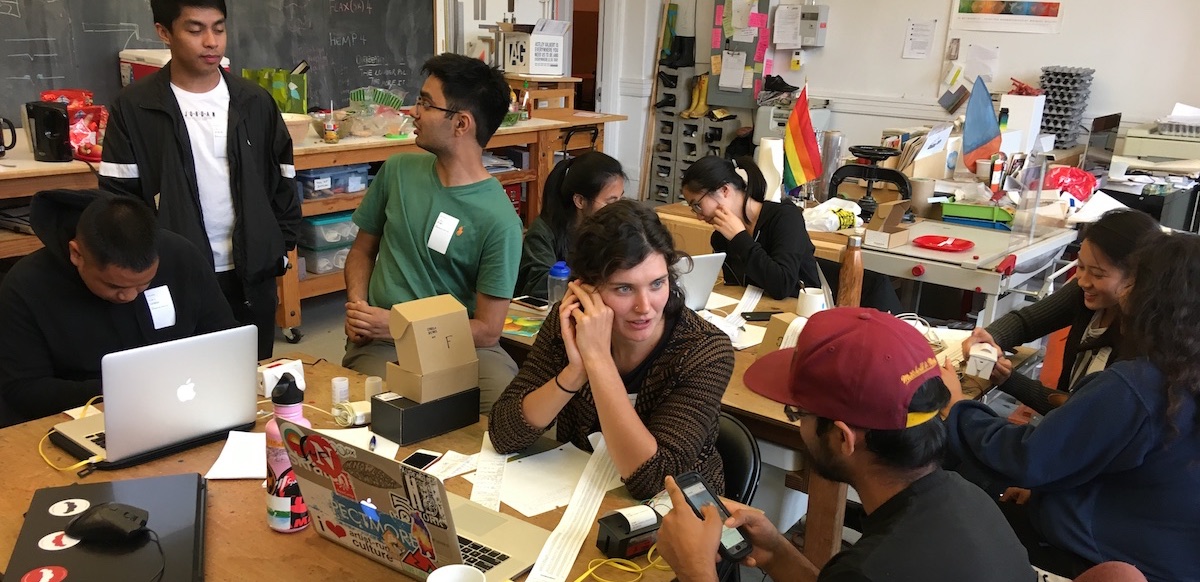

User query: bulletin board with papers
[706,0,773,110]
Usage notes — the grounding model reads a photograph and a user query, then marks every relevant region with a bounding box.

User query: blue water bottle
[547,261,570,304]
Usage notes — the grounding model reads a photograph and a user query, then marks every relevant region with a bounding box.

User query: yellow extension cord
[38,395,106,472]
[572,544,673,582]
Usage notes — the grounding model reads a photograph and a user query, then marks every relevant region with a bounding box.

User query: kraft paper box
[863,200,911,250]
[386,360,478,404]
[389,295,477,375]
[758,313,800,357]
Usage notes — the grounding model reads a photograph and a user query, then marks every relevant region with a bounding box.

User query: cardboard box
[503,19,570,76]
[385,360,478,404]
[371,389,480,445]
[389,295,478,375]
[863,200,911,250]
[758,312,800,357]
[655,205,715,258]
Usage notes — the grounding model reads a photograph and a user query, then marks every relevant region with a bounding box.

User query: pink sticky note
[714,4,723,26]
[712,28,722,49]
[748,11,767,28]
[754,79,763,98]
[754,37,768,62]
[764,58,774,76]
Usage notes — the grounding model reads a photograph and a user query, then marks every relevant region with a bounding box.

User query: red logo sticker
[22,566,68,582]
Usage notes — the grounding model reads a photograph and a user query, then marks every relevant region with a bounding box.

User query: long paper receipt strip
[526,434,619,582]
[470,432,506,511]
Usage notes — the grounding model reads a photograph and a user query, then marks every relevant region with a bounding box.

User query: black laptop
[4,473,205,582]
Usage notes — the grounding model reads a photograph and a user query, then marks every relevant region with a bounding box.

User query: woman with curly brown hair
[489,201,735,499]
[941,233,1200,582]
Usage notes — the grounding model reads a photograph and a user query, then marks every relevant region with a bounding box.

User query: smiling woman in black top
[678,155,820,299]
[681,155,902,311]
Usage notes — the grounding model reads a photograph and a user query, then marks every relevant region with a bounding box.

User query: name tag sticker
[143,285,177,330]
[427,212,460,255]
[213,125,228,158]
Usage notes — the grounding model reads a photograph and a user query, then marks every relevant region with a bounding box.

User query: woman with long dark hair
[680,155,900,311]
[490,201,734,499]
[942,232,1200,582]
[962,209,1160,414]
[514,152,625,298]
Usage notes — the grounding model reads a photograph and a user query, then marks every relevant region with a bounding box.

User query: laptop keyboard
[87,431,107,450]
[457,536,508,572]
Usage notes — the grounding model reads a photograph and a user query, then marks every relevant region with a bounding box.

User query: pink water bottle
[266,373,311,532]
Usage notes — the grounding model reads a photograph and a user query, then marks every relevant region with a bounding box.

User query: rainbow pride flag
[783,85,823,196]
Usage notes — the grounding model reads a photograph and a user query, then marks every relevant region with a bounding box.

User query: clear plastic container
[298,212,359,250]
[547,261,570,304]
[298,245,351,274]
[295,164,370,199]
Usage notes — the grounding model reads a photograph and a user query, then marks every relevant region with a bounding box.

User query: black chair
[715,412,761,505]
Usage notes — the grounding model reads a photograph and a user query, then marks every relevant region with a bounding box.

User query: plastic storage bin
[299,212,359,250]
[296,164,370,200]
[940,202,1014,223]
[298,244,352,275]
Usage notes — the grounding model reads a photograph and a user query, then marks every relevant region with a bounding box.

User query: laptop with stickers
[277,420,550,581]
[49,325,259,470]
[4,473,205,582]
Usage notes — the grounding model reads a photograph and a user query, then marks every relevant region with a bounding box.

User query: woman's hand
[567,281,614,364]
[558,285,588,384]
[991,355,1014,385]
[710,206,747,240]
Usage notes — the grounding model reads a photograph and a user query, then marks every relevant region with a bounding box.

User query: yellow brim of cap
[905,410,939,428]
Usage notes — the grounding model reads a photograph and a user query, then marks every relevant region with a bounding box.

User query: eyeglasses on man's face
[415,96,461,116]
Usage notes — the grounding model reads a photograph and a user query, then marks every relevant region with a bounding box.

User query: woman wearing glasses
[489,201,735,499]
[681,155,901,310]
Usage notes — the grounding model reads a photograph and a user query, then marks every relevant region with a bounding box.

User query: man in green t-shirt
[343,53,521,412]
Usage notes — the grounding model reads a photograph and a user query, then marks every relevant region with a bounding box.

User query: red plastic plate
[912,235,975,252]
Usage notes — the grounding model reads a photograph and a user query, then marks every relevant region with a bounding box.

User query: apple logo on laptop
[176,378,197,402]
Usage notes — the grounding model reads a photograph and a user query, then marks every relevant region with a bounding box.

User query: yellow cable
[38,431,104,472]
[572,544,672,582]
[79,394,103,418]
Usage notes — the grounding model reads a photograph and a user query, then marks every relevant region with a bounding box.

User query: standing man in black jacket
[99,0,300,359]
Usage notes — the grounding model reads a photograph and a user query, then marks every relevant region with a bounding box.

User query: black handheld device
[741,311,780,322]
[674,471,753,561]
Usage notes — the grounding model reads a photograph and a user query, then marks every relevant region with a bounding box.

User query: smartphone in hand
[674,471,753,560]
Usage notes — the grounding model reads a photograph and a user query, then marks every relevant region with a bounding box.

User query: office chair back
[715,413,761,505]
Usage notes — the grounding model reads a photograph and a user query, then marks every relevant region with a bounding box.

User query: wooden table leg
[803,474,848,570]
[527,128,555,227]
[276,248,302,329]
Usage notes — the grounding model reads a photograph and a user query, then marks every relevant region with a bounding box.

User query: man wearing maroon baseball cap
[657,308,1033,582]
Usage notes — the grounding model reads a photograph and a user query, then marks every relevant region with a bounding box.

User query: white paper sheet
[902,19,936,59]
[526,434,619,582]
[205,431,267,480]
[718,51,747,90]
[729,285,763,318]
[731,324,766,351]
[314,426,400,460]
[463,442,623,517]
[470,432,506,511]
[424,450,478,481]
[704,291,739,311]
[773,5,803,49]
[63,404,102,420]
[963,44,1000,84]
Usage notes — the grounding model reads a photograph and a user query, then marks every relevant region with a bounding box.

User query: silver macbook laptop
[674,252,727,311]
[278,420,550,582]
[50,325,258,469]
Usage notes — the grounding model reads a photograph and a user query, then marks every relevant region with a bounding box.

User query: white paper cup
[795,288,827,318]
[428,565,486,582]
[974,159,991,182]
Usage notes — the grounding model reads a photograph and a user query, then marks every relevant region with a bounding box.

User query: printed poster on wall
[950,1,1063,34]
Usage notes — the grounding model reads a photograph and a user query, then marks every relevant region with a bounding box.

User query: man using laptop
[0,189,236,426]
[656,308,1034,581]
[342,53,521,412]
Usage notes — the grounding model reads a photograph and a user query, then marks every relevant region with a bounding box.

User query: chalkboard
[0,0,436,123]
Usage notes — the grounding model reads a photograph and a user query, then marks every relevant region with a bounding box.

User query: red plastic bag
[1043,166,1097,203]
[69,106,108,162]
[40,89,94,110]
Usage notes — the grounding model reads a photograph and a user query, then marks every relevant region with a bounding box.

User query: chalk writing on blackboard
[83,22,161,51]
[0,0,20,19]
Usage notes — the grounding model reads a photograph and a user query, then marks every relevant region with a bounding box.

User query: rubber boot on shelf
[679,74,703,119]
[684,73,710,119]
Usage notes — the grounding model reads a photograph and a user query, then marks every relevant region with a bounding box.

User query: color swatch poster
[951,1,1064,34]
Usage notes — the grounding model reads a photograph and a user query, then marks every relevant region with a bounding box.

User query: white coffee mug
[796,287,827,318]
[428,565,486,582]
